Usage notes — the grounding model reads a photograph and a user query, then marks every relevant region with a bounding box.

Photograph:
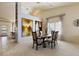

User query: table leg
[43,38,46,48]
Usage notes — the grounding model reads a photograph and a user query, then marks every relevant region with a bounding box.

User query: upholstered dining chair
[32,31,43,50]
[44,31,59,48]
[51,31,59,48]
[44,31,55,48]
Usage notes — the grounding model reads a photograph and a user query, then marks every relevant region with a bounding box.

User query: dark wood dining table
[38,34,51,48]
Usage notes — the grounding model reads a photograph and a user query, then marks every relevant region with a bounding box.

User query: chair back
[54,31,59,41]
[51,31,55,41]
[32,32,37,42]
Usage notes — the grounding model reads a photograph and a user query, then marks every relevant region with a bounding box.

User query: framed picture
[22,18,33,37]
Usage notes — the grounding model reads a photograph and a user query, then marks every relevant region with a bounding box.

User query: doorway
[0,20,17,50]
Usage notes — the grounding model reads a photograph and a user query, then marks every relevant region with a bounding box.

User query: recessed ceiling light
[26,8,29,10]
[36,2,40,4]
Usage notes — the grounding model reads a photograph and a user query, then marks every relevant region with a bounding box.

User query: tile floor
[0,36,79,56]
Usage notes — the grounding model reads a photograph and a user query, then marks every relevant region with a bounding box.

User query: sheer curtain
[47,22,61,34]
[47,17,62,40]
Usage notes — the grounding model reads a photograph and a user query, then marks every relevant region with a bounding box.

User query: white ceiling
[21,2,76,15]
[0,2,76,22]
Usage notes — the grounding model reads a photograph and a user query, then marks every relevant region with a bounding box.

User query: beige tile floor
[0,36,79,56]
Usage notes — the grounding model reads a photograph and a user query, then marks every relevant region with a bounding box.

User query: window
[47,21,62,35]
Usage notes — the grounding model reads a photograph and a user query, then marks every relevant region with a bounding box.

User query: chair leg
[51,42,53,48]
[48,42,50,45]
[36,45,38,50]
[32,43,34,48]
[56,41,58,46]
[54,41,56,47]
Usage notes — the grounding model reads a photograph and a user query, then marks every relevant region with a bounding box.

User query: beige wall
[0,2,15,36]
[41,3,79,44]
[0,2,15,22]
[0,2,15,35]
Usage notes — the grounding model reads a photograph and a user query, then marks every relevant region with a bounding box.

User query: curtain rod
[46,13,66,20]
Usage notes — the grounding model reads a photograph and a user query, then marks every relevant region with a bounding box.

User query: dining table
[38,34,51,48]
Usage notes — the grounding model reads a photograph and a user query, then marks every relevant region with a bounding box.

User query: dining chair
[44,31,55,48]
[52,31,59,48]
[44,31,59,48]
[32,31,43,50]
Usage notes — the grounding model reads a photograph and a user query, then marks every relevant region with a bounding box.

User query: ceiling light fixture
[36,2,40,4]
[32,10,40,16]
